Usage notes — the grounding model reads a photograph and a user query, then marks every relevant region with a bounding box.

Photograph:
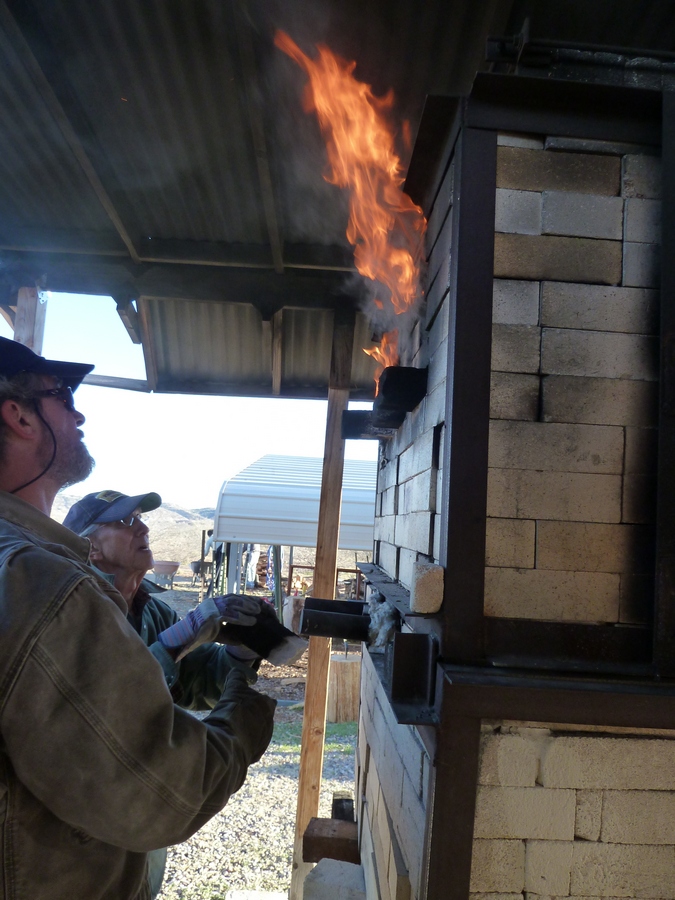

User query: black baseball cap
[63,490,162,536]
[0,336,94,390]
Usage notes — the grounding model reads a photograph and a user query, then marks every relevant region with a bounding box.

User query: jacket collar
[0,490,91,562]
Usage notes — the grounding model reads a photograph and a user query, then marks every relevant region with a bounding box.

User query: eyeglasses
[115,514,144,528]
[34,386,75,412]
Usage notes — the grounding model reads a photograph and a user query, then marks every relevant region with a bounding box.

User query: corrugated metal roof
[214,454,376,549]
[0,0,672,398]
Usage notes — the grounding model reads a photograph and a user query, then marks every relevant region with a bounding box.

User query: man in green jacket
[0,337,276,900]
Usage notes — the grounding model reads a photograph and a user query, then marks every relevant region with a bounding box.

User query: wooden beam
[303,818,360,865]
[290,308,355,899]
[0,303,15,328]
[234,2,284,274]
[272,309,283,396]
[0,2,141,263]
[115,299,142,345]
[13,286,46,353]
[83,375,149,392]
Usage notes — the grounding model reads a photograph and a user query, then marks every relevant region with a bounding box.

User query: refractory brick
[540,736,675,790]
[485,518,535,568]
[536,522,655,574]
[542,190,623,240]
[484,567,620,622]
[571,842,675,899]
[488,421,624,474]
[497,147,620,195]
[540,282,658,334]
[487,468,622,523]
[491,325,541,374]
[601,791,675,845]
[494,233,622,285]
[492,279,540,325]
[474,786,575,840]
[575,790,602,841]
[470,840,525,894]
[525,840,574,896]
[624,197,661,243]
[478,731,547,787]
[622,154,662,199]
[542,375,658,427]
[623,241,660,288]
[490,372,540,421]
[494,189,542,235]
[541,328,658,380]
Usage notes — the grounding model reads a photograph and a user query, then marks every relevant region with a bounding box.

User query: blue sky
[1,293,376,508]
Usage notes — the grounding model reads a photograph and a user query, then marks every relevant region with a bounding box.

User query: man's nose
[136,519,149,535]
[72,406,85,426]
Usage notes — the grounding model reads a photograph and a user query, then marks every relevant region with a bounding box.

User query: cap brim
[33,357,94,390]
[94,492,162,523]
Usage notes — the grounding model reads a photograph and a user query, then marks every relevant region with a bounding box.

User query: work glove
[219,597,308,666]
[206,669,277,764]
[158,594,261,661]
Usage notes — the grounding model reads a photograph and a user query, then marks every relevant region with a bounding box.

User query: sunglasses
[115,513,144,528]
[34,386,76,412]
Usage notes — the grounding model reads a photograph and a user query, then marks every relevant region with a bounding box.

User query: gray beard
[38,430,95,490]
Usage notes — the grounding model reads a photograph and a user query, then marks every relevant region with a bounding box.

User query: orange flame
[364,330,399,395]
[275,32,426,392]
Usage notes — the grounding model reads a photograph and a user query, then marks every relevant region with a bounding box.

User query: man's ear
[0,398,41,441]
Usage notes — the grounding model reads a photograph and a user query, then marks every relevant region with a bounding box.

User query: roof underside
[0,0,673,398]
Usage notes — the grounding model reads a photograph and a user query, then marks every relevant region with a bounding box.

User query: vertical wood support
[14,286,47,353]
[290,307,355,899]
[654,89,675,674]
[440,126,497,662]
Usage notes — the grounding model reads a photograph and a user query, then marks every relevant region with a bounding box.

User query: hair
[0,371,44,464]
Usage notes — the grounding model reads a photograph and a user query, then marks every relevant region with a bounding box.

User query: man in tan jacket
[0,336,276,900]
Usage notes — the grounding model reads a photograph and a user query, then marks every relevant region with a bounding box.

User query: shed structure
[213,454,376,551]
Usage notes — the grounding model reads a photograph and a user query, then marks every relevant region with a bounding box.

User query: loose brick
[381,486,396,517]
[542,190,623,240]
[601,790,675,844]
[625,426,658,474]
[470,895,522,900]
[619,573,654,624]
[487,469,622,523]
[485,518,535,568]
[497,147,620,195]
[575,790,602,841]
[469,840,525,894]
[375,516,396,544]
[478,731,549,787]
[624,197,661,243]
[542,375,658,427]
[474,786,575,840]
[491,325,541,374]
[571,842,675,898]
[622,154,662,199]
[536,522,654,574]
[540,736,675,790]
[490,373,540,421]
[540,282,658,334]
[488,421,624,474]
[495,189,542,235]
[409,560,444,614]
[541,328,658,380]
[484,568,620,622]
[623,241,660,288]
[398,548,417,590]
[622,474,657,524]
[493,279,540,325]
[525,840,573,896]
[494,233,622,285]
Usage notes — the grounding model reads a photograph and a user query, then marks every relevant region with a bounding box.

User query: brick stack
[470,723,675,899]
[486,133,661,624]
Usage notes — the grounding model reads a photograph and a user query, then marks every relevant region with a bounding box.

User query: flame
[275,32,426,392]
[364,330,399,395]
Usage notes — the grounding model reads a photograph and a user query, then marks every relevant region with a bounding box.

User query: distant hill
[53,494,213,569]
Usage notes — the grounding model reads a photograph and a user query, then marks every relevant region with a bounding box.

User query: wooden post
[198,529,206,602]
[14,286,47,353]
[290,308,355,899]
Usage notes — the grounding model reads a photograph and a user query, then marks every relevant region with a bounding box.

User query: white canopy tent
[213,454,377,551]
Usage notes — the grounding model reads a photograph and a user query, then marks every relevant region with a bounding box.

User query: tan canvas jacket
[0,492,275,900]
